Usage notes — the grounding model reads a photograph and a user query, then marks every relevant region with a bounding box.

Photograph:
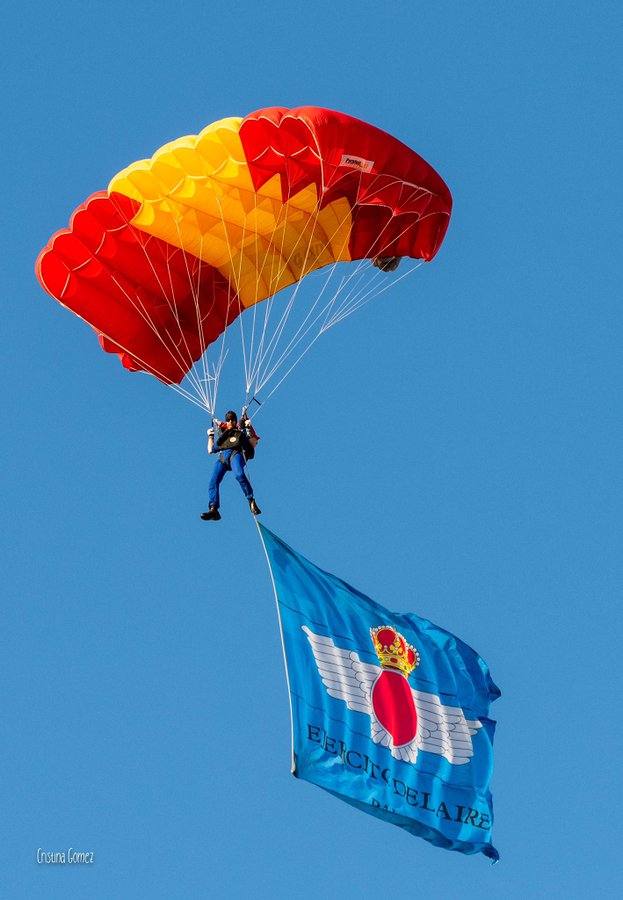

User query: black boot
[248,498,261,516]
[201,506,222,521]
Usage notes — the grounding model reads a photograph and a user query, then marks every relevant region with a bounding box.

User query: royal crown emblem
[370,626,420,677]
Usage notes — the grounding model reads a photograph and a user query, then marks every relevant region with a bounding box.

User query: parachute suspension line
[254,264,366,396]
[255,330,328,408]
[243,201,269,396]
[243,191,288,403]
[250,169,371,393]
[323,262,422,330]
[218,187,287,408]
[242,152,342,402]
[324,261,386,323]
[236,209,256,403]
[109,200,212,411]
[255,253,397,402]
[254,212,428,406]
[247,188,330,396]
[128,214,205,402]
[172,222,217,413]
[321,247,388,324]
[193,168,432,416]
[212,189,282,407]
[252,231,353,393]
[246,213,422,413]
[81,299,214,413]
[211,174,312,406]
[201,193,250,415]
[234,205,255,393]
[247,174,362,398]
[161,233,202,397]
[242,213,266,402]
[107,270,207,406]
[191,231,227,415]
[324,262,423,330]
[322,210,431,329]
[213,175,269,395]
[207,192,252,415]
[253,211,377,393]
[82,196,208,408]
[318,259,388,333]
[163,238,211,407]
[241,182,294,396]
[320,208,422,329]
[244,181,302,397]
[257,262,422,409]
[185,229,210,406]
[187,159,302,410]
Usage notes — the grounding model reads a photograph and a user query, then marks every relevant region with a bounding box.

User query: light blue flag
[258,523,500,861]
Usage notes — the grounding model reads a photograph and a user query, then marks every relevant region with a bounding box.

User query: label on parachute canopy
[339,154,374,173]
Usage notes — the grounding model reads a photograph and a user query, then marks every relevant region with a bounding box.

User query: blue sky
[2,1,622,896]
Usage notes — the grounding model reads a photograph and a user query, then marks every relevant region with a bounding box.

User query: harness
[216,429,251,468]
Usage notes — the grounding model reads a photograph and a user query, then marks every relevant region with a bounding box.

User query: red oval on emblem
[371,669,418,747]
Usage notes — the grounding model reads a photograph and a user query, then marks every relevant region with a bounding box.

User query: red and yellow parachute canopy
[36,106,451,407]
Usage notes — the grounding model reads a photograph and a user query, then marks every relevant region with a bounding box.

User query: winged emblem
[303,625,481,766]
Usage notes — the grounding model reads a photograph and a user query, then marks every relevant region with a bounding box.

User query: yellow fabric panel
[108,118,353,308]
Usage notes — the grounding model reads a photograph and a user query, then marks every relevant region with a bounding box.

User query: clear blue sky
[2,1,622,896]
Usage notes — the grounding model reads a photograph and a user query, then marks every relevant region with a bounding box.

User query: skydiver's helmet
[220,410,239,431]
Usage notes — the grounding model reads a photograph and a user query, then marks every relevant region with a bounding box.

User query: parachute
[36,106,452,414]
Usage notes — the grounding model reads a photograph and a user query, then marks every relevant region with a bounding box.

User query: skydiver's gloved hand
[207,427,215,437]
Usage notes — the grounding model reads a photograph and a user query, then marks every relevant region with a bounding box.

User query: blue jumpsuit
[208,443,254,510]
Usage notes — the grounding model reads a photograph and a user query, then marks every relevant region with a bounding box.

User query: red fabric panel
[239,106,452,262]
[35,192,239,384]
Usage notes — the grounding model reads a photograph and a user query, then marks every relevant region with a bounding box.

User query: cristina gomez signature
[36,848,94,864]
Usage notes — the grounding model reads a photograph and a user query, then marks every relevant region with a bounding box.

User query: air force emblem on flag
[304,625,481,765]
[257,523,500,861]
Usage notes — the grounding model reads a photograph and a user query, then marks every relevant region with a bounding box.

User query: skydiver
[201,410,262,521]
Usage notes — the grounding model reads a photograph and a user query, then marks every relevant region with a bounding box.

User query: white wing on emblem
[302,627,482,767]
[369,720,421,764]
[302,626,379,715]
[412,689,482,765]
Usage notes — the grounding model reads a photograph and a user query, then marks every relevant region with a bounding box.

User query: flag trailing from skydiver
[258,523,500,861]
